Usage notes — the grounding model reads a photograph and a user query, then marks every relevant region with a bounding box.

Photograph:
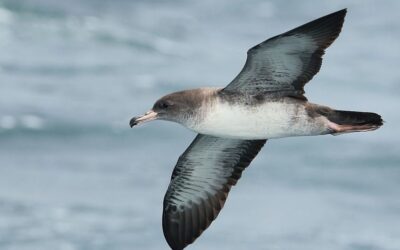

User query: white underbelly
[190,101,328,140]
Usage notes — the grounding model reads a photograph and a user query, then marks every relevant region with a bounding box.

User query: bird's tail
[325,110,383,135]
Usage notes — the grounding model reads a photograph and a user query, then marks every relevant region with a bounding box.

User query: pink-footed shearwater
[130,9,383,250]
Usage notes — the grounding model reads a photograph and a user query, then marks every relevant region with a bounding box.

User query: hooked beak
[130,110,158,127]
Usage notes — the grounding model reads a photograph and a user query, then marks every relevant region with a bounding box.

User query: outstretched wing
[162,134,266,250]
[223,9,347,98]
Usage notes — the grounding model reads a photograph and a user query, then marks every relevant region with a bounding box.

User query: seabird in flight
[130,9,383,250]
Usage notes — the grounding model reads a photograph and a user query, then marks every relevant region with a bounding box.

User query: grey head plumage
[130,88,215,128]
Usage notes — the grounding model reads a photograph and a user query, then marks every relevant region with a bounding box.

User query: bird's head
[130,89,207,128]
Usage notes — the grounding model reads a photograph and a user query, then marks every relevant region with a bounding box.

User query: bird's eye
[159,101,169,109]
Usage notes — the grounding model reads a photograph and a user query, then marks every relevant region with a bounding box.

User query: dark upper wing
[162,134,266,250]
[223,9,347,98]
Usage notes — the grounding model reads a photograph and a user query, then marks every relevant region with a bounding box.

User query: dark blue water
[0,0,399,249]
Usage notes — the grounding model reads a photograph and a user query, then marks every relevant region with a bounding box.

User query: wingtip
[339,8,347,19]
[324,8,347,22]
[303,8,348,48]
[330,8,347,16]
[330,8,347,23]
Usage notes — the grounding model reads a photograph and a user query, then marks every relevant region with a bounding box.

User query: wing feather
[162,134,266,250]
[223,9,347,98]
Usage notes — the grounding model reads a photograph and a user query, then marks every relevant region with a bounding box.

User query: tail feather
[325,110,383,135]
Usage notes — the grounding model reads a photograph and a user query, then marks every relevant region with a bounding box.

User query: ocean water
[0,0,399,249]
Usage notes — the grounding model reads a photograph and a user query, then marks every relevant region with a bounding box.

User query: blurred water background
[0,0,399,249]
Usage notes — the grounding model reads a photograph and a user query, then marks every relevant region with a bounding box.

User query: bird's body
[129,9,383,250]
[186,88,330,139]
